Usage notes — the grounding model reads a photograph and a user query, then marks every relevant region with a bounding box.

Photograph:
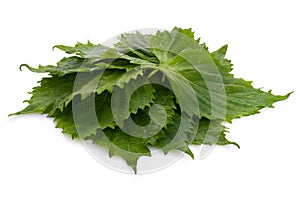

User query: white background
[1,0,299,199]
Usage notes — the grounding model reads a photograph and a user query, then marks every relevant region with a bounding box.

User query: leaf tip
[285,91,294,99]
[19,64,39,73]
[133,167,137,174]
[19,64,29,71]
[52,45,59,51]
[8,111,22,117]
[232,142,240,149]
[185,148,194,159]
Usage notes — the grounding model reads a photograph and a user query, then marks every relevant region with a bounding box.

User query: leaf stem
[147,68,160,79]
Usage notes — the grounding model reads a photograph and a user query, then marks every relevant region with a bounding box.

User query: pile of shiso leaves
[11,27,290,173]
